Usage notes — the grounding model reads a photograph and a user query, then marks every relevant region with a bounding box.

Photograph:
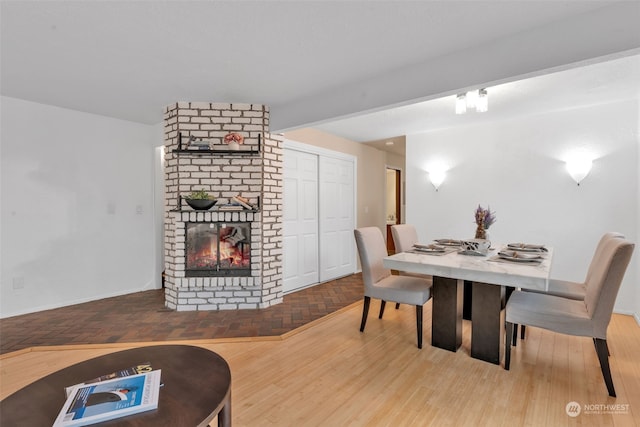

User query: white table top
[383,244,553,291]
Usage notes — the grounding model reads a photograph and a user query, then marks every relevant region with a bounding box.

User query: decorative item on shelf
[187,135,211,150]
[474,204,496,240]
[231,194,258,210]
[184,189,217,210]
[223,132,244,150]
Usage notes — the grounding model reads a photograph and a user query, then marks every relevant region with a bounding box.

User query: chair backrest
[583,237,634,338]
[390,224,419,253]
[584,232,625,284]
[354,227,392,290]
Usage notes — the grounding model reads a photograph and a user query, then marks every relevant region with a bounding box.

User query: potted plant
[184,189,217,210]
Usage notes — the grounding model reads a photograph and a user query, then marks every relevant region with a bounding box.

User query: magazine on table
[64,362,153,397]
[53,370,161,426]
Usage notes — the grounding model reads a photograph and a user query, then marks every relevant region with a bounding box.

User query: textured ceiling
[2,1,639,135]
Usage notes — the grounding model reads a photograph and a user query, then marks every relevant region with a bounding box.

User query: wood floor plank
[1,303,638,426]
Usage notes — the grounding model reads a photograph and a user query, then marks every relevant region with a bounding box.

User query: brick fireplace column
[162,102,283,311]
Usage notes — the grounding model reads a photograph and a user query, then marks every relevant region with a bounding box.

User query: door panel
[283,149,319,292]
[319,156,355,281]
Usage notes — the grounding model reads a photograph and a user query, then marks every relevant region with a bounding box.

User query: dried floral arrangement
[474,205,496,239]
[475,204,496,229]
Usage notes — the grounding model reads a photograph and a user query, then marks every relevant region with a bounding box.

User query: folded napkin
[434,239,463,246]
[507,243,548,252]
[412,243,445,252]
[497,250,544,262]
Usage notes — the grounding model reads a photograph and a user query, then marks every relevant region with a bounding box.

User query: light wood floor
[2,301,639,426]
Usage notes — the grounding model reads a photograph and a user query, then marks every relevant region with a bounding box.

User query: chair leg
[395,303,400,309]
[360,296,371,332]
[378,300,387,319]
[512,324,518,346]
[520,324,526,340]
[504,321,513,370]
[594,338,616,397]
[594,337,611,356]
[416,305,423,349]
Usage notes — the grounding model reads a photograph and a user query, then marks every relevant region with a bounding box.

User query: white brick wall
[163,102,282,311]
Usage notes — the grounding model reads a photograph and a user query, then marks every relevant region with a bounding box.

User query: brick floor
[0,274,364,355]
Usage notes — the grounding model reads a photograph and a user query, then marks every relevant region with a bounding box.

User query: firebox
[185,222,251,277]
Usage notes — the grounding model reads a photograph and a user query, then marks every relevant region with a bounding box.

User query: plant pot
[185,199,217,211]
[227,141,240,151]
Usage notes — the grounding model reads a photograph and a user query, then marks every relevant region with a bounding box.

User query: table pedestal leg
[432,276,463,352]
[463,280,473,320]
[471,282,503,364]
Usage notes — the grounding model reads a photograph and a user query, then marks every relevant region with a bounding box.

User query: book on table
[64,362,153,397]
[53,370,161,426]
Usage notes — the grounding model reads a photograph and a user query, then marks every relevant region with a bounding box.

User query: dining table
[383,242,553,364]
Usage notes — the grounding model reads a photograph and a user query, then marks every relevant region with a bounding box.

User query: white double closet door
[283,141,356,293]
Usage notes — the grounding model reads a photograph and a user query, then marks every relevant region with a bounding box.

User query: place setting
[490,242,548,265]
[409,243,456,256]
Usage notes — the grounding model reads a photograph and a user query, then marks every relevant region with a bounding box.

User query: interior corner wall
[636,100,640,324]
[0,96,157,318]
[405,99,639,316]
[283,127,387,234]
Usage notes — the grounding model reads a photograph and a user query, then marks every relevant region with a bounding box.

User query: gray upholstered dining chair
[390,224,419,253]
[390,224,433,310]
[354,227,433,348]
[517,232,625,342]
[504,237,634,397]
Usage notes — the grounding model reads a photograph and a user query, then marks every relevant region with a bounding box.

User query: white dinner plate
[498,250,543,262]
[507,243,547,252]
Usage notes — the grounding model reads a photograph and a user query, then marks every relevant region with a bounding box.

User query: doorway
[385,167,401,253]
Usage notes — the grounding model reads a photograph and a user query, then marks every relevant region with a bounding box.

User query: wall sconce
[428,168,447,191]
[566,154,593,185]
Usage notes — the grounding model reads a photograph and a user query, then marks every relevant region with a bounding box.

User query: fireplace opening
[185,222,251,277]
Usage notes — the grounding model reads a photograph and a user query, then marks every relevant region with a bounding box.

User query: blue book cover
[53,370,161,426]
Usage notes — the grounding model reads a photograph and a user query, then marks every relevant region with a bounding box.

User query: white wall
[637,104,640,324]
[406,99,639,318]
[0,97,158,318]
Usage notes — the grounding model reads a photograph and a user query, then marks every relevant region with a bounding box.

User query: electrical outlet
[12,277,24,290]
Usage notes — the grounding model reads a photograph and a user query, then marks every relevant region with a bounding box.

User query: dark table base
[432,277,463,352]
[432,277,509,365]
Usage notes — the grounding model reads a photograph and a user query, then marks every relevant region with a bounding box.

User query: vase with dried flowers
[223,132,244,150]
[474,204,496,240]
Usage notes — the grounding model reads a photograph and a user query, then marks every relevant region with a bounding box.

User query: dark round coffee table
[0,345,231,426]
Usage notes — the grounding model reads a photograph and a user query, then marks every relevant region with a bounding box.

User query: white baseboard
[0,286,160,319]
[613,309,640,327]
